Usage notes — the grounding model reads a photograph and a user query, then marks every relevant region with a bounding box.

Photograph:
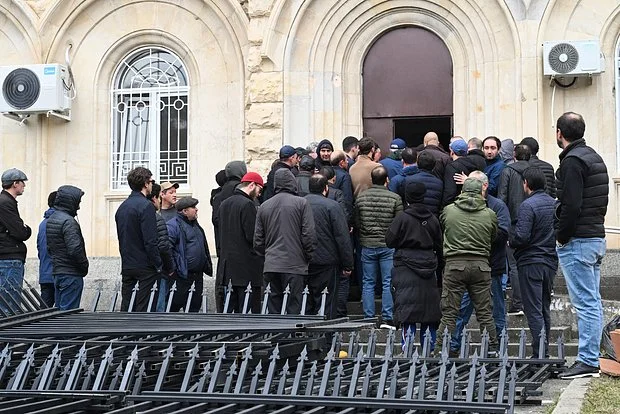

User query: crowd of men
[0,111,608,380]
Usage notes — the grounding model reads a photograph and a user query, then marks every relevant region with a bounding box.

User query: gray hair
[468,170,489,185]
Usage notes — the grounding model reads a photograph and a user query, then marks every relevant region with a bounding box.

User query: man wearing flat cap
[434,177,498,355]
[0,168,31,304]
[167,197,213,312]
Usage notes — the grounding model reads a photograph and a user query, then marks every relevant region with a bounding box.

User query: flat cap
[176,197,199,211]
[1,168,28,185]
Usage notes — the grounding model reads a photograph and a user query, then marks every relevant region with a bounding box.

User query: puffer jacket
[386,204,442,324]
[254,169,317,275]
[402,170,443,215]
[355,184,403,247]
[0,190,31,261]
[497,160,530,224]
[156,212,175,274]
[510,190,558,270]
[441,191,497,258]
[380,154,403,180]
[484,156,505,197]
[389,165,418,197]
[46,185,88,276]
[528,155,556,199]
[167,214,213,279]
[37,208,55,284]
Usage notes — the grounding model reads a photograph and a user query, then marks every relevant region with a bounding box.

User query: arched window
[111,47,189,189]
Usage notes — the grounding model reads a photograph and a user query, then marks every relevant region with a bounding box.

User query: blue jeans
[361,247,394,320]
[450,275,506,351]
[156,278,168,312]
[401,323,438,351]
[557,237,606,367]
[54,274,84,311]
[0,260,25,315]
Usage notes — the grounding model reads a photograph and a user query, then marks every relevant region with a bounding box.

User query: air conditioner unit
[543,40,603,76]
[0,64,71,113]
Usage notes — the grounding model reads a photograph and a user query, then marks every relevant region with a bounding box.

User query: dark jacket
[402,170,443,216]
[529,155,556,199]
[296,171,312,197]
[380,155,403,180]
[333,166,354,219]
[37,208,55,284]
[327,186,351,225]
[355,184,403,248]
[442,155,486,206]
[385,204,442,324]
[314,139,334,170]
[0,190,31,261]
[419,144,450,179]
[497,160,530,224]
[212,161,246,255]
[160,207,177,223]
[255,169,317,275]
[217,189,264,287]
[555,139,608,244]
[305,194,353,269]
[441,192,497,259]
[167,214,213,279]
[487,195,510,277]
[510,190,558,270]
[484,156,505,197]
[263,161,297,201]
[46,185,88,276]
[389,165,418,197]
[115,191,163,273]
[156,212,175,274]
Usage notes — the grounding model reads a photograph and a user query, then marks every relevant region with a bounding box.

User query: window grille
[111,47,189,189]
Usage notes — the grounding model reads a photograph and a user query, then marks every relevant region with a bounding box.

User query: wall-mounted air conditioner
[543,40,603,76]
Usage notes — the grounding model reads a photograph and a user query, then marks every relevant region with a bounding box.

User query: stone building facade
[2,0,620,264]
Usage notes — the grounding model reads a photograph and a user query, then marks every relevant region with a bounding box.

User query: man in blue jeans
[555,112,608,379]
[450,171,509,354]
[0,168,31,315]
[354,166,403,328]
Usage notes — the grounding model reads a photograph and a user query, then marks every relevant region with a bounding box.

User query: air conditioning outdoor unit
[0,64,71,113]
[543,40,603,76]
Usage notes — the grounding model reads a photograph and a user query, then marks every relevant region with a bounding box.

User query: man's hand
[453,172,467,185]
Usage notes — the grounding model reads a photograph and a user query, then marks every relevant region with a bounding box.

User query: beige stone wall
[1,0,620,256]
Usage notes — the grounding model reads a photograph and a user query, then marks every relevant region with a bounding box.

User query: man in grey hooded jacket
[254,169,317,314]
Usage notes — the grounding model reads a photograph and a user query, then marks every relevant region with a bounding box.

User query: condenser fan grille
[548,43,579,74]
[2,68,40,110]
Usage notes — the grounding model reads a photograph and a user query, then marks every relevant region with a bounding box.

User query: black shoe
[558,361,600,380]
[507,307,524,316]
[379,320,397,330]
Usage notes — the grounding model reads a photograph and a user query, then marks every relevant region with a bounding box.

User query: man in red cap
[217,172,265,313]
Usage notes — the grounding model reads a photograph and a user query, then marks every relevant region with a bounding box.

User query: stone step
[365,342,578,358]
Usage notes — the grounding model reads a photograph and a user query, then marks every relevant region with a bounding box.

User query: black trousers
[518,263,554,357]
[170,273,204,312]
[121,269,159,312]
[263,272,304,315]
[307,265,338,319]
[40,283,55,308]
[225,285,261,314]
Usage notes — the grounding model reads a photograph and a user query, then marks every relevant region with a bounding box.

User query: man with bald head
[419,131,450,179]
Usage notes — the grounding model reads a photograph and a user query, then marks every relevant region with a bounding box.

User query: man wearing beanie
[263,145,300,201]
[167,197,213,312]
[315,139,334,170]
[386,181,442,350]
[434,177,498,355]
[380,138,406,179]
[211,160,247,311]
[218,172,265,314]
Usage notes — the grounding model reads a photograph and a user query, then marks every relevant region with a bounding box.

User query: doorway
[362,26,453,152]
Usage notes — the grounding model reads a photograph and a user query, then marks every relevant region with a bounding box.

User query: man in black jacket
[519,137,557,198]
[443,139,486,206]
[315,139,334,170]
[263,145,300,201]
[555,112,608,379]
[218,172,265,314]
[115,167,163,312]
[509,168,557,358]
[46,185,88,310]
[0,168,31,311]
[305,174,353,318]
[255,169,317,314]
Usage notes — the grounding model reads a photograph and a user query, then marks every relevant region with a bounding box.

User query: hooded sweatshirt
[46,185,89,276]
[315,139,334,169]
[440,187,497,259]
[254,169,317,275]
[499,139,515,164]
[212,160,247,254]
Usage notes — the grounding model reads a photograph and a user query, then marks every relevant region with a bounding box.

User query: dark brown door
[362,26,453,152]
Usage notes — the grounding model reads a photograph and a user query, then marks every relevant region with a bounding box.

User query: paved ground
[514,357,576,413]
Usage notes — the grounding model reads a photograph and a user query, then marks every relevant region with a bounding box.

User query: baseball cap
[160,181,179,191]
[1,168,28,185]
[176,197,199,211]
[449,139,468,156]
[279,145,297,159]
[390,138,406,150]
[241,172,264,187]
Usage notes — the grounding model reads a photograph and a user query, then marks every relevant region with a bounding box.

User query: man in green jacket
[355,166,403,328]
[434,177,498,354]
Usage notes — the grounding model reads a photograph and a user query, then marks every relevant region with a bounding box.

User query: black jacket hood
[274,168,298,195]
[225,160,247,180]
[53,185,84,217]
